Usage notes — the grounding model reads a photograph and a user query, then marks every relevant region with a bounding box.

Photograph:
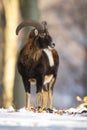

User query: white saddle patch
[43,49,54,67]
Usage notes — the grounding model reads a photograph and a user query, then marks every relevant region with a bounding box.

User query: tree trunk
[82,46,87,95]
[3,0,19,108]
[14,0,39,109]
[0,0,5,107]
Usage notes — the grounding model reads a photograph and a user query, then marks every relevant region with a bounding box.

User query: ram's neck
[18,40,42,65]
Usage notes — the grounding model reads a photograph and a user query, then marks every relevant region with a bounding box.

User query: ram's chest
[43,49,54,67]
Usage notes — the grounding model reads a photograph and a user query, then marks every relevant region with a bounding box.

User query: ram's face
[34,29,55,49]
[39,30,47,38]
[16,20,55,49]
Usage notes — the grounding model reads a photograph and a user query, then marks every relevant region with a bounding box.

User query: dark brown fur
[16,20,59,110]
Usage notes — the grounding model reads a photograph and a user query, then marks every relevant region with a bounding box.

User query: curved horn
[41,21,47,30]
[16,20,43,35]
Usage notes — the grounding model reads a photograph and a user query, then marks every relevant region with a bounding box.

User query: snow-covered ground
[0,107,87,130]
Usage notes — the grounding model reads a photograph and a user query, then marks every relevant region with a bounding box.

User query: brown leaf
[83,96,87,103]
[76,96,82,102]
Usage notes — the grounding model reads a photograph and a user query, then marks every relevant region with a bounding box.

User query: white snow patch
[0,106,15,113]
[0,106,87,130]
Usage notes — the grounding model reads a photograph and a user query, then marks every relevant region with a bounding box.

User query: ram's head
[16,20,55,49]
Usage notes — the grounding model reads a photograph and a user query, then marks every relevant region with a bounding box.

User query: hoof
[38,106,44,113]
[46,108,53,113]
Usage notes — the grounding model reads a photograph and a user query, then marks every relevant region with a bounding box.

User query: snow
[0,107,87,130]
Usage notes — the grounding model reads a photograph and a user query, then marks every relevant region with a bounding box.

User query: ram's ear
[34,29,38,36]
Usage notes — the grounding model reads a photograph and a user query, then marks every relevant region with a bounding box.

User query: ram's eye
[34,29,38,36]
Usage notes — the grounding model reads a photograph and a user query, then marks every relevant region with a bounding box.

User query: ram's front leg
[48,77,56,109]
[36,77,43,109]
[37,92,43,108]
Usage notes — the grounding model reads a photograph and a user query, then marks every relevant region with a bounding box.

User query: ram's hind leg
[48,77,56,109]
[22,77,31,110]
[42,85,48,109]
[26,92,30,110]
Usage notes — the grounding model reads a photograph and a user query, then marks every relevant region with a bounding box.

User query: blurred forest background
[0,0,87,109]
